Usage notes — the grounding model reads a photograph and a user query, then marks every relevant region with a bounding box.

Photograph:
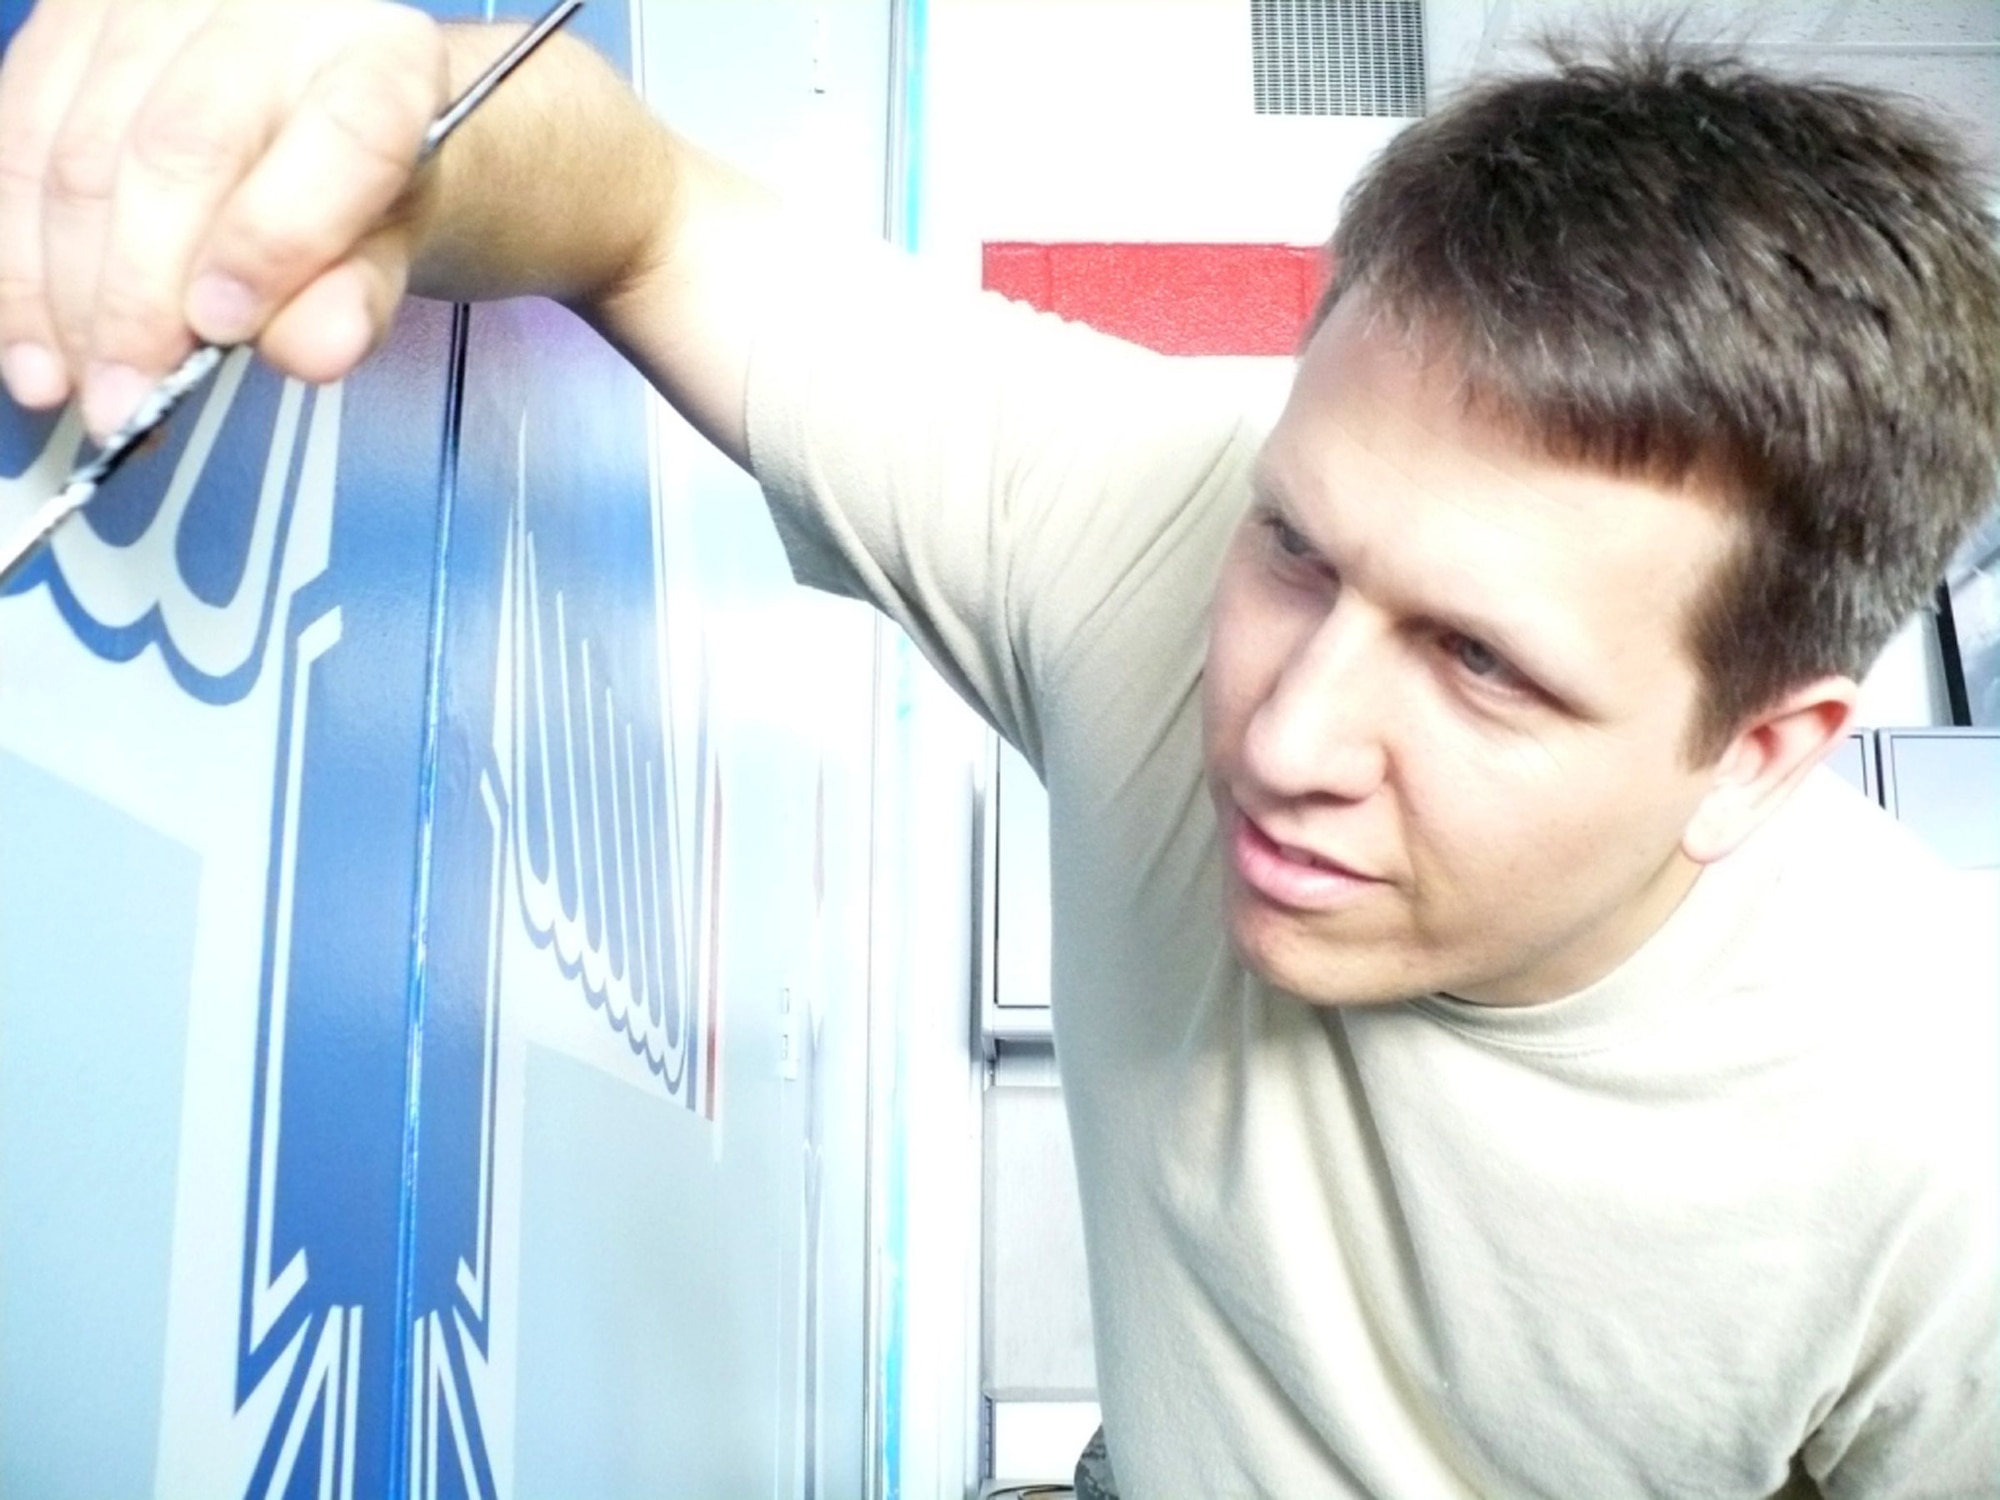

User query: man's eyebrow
[1424,594,1608,713]
[1428,602,1555,674]
[1249,461,1597,704]
[1247,463,1315,531]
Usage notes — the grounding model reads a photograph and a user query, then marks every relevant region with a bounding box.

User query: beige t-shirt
[747,248,2000,1499]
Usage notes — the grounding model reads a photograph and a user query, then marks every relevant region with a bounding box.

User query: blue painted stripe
[387,299,474,1500]
[894,0,928,256]
[879,4,927,1490]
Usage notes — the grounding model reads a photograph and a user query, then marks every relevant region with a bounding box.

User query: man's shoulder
[1764,766,1983,943]
[1714,768,1993,1073]
[1753,766,1998,1135]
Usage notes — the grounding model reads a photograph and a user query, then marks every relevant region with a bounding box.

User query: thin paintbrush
[0,0,584,592]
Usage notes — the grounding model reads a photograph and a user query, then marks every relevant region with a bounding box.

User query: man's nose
[1240,608,1390,802]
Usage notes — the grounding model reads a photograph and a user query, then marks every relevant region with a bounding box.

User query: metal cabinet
[1877,728,2000,869]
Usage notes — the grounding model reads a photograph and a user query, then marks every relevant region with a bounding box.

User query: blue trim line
[386,298,475,1500]
[877,3,927,1491]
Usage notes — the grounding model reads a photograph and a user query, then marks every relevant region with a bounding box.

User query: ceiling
[1427,0,2000,178]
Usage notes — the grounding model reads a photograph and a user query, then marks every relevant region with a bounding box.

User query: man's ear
[1681,677,1858,865]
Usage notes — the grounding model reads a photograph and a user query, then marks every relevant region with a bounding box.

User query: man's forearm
[410,28,670,311]
[411,25,772,468]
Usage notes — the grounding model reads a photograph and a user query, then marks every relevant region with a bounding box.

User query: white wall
[923,0,1403,265]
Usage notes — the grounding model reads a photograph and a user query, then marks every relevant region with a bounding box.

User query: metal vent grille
[1252,0,1427,117]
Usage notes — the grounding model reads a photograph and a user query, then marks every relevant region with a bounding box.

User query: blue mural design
[452,294,709,1101]
[231,3,675,1491]
[0,4,724,1495]
[0,356,324,704]
[0,288,455,1500]
[0,2,664,1496]
[232,299,460,1499]
[400,2,720,1491]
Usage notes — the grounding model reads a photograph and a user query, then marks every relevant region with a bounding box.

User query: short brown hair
[1315,38,2000,759]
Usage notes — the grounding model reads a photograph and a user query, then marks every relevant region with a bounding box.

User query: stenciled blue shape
[429,0,689,1106]
[233,297,460,1500]
[175,384,295,606]
[1,351,320,703]
[404,5,682,1493]
[0,399,62,486]
[448,293,692,1090]
[0,3,652,1496]
[102,360,303,701]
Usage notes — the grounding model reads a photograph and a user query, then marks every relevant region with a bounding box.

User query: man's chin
[1225,901,1427,1008]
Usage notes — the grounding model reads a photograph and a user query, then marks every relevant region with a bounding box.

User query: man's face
[1203,298,1741,1007]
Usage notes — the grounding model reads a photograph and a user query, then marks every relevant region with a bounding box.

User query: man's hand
[1,0,815,474]
[0,0,452,440]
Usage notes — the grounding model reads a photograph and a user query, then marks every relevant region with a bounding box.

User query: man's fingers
[0,0,114,408]
[83,6,282,421]
[0,0,444,433]
[254,225,412,387]
[185,5,444,350]
[40,0,219,409]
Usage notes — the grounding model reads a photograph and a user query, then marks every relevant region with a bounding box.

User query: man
[2,5,1995,1495]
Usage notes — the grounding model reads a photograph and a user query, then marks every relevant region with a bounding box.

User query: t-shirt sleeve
[1803,1203,1998,1498]
[1802,911,2000,1499]
[744,237,1258,772]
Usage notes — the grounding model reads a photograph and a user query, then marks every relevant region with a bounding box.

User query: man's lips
[1229,810,1385,912]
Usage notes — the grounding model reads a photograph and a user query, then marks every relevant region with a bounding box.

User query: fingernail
[84,362,152,440]
[187,271,261,344]
[1,342,68,409]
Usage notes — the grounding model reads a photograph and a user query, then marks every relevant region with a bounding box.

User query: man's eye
[1260,513,1314,559]
[1446,633,1520,688]
[1453,635,1501,675]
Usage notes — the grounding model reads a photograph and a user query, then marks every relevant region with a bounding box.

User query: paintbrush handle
[0,0,586,594]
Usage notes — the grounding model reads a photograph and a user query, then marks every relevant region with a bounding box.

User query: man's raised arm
[0,0,771,465]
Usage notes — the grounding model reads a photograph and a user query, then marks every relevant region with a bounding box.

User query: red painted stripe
[982,241,1329,356]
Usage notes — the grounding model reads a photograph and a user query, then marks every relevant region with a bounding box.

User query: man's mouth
[1228,809,1384,912]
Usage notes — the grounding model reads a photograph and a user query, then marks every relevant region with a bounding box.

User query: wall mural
[0,5,730,1498]
[399,288,723,1500]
